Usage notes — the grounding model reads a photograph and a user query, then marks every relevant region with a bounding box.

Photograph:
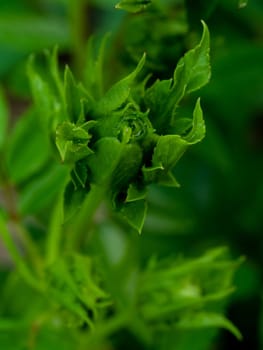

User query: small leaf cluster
[46,254,110,329]
[0,234,242,349]
[29,21,210,233]
[138,247,243,340]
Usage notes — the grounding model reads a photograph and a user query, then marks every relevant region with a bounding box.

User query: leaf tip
[200,20,210,45]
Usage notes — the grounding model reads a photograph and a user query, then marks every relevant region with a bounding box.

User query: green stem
[16,225,43,276]
[69,0,90,78]
[45,191,64,266]
[81,311,130,346]
[0,214,43,292]
[65,184,106,251]
[0,176,43,275]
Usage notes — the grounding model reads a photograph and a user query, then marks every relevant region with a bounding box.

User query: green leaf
[115,0,152,13]
[88,137,123,185]
[152,135,188,169]
[59,142,93,164]
[56,121,94,163]
[94,53,146,117]
[28,52,68,139]
[142,134,187,185]
[0,87,8,149]
[143,165,181,187]
[71,160,89,189]
[48,47,65,104]
[32,325,76,350]
[120,199,147,233]
[111,143,143,192]
[6,110,50,183]
[84,34,110,99]
[64,66,94,124]
[156,328,218,350]
[28,62,63,137]
[0,319,28,331]
[155,171,181,187]
[144,79,171,132]
[142,99,205,185]
[139,247,242,330]
[46,255,109,328]
[184,98,205,144]
[64,67,78,122]
[0,15,70,53]
[69,254,109,308]
[176,312,242,340]
[126,184,147,202]
[0,213,41,291]
[46,258,93,328]
[88,138,142,192]
[145,21,210,133]
[64,181,87,222]
[18,164,69,215]
[173,20,210,95]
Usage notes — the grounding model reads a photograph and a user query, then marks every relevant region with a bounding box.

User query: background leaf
[115,0,152,13]
[6,110,50,184]
[0,87,8,149]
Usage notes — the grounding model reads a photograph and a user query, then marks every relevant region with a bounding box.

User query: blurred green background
[0,0,262,349]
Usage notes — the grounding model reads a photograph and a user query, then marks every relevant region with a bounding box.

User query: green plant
[0,1,251,349]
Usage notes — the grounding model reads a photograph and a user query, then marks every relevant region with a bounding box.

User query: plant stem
[0,167,43,275]
[81,311,130,346]
[0,214,43,292]
[16,225,43,276]
[69,0,90,78]
[65,183,106,251]
[45,191,64,266]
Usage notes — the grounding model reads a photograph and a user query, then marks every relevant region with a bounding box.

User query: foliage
[0,0,262,349]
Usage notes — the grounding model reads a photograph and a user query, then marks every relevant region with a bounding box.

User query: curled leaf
[56,121,94,163]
